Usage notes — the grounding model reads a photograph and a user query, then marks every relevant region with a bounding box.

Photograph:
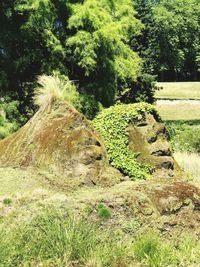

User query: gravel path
[156,99,200,105]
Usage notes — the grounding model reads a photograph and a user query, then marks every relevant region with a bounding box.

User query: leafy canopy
[67,0,143,105]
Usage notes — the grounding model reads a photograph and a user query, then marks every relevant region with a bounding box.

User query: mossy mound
[93,103,179,179]
[0,101,121,186]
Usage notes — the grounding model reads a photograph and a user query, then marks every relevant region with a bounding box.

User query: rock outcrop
[0,101,121,186]
[128,112,180,178]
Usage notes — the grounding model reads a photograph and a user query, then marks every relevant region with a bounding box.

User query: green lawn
[156,103,200,121]
[0,167,51,195]
[155,82,200,99]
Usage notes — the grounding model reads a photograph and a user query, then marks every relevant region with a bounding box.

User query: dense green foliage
[134,0,200,81]
[93,103,159,179]
[1,0,199,125]
[67,0,143,106]
[0,0,143,114]
[167,122,200,153]
[0,100,22,139]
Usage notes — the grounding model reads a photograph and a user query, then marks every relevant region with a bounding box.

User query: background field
[156,103,200,121]
[156,82,200,183]
[156,82,200,99]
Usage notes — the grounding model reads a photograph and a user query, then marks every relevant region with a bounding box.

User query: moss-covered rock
[93,103,180,179]
[128,112,179,178]
[0,101,121,186]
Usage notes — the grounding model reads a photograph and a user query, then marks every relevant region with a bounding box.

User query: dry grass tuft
[174,152,200,181]
[34,75,79,107]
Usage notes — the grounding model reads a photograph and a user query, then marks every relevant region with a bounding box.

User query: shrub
[166,122,200,153]
[3,198,12,206]
[92,103,159,179]
[0,100,21,139]
[76,93,103,120]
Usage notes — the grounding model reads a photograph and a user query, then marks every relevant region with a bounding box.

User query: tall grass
[0,204,200,266]
[0,205,128,267]
[174,152,200,181]
[34,75,102,119]
[34,75,79,108]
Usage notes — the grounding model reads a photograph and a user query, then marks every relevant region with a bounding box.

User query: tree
[152,0,200,81]
[66,0,143,106]
[0,0,144,114]
[0,0,69,116]
[134,0,200,81]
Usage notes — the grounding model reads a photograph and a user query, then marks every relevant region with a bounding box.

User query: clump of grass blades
[34,75,79,108]
[0,205,128,267]
[174,152,200,181]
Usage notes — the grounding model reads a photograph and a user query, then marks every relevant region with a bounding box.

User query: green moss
[93,103,160,179]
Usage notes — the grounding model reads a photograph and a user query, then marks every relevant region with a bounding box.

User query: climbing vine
[92,103,160,180]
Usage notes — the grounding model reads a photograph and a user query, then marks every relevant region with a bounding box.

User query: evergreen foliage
[0,0,199,126]
[134,0,200,81]
[0,100,22,139]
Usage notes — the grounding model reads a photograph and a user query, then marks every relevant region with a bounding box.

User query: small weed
[28,143,36,151]
[122,218,141,233]
[97,203,111,219]
[3,198,12,205]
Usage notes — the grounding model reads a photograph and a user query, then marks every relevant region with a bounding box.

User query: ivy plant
[93,103,159,180]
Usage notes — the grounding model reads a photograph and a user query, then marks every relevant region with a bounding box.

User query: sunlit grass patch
[174,152,200,181]
[156,82,200,99]
[156,103,200,121]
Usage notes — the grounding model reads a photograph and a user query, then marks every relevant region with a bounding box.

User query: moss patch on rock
[0,101,121,186]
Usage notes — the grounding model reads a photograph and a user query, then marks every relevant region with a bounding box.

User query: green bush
[166,122,200,153]
[3,198,12,206]
[92,103,159,179]
[76,93,103,120]
[0,100,21,139]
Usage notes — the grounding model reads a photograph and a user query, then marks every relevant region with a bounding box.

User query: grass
[155,82,200,99]
[156,103,200,121]
[0,167,56,195]
[34,75,79,108]
[0,202,200,267]
[0,204,130,267]
[166,122,200,152]
[174,152,200,182]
